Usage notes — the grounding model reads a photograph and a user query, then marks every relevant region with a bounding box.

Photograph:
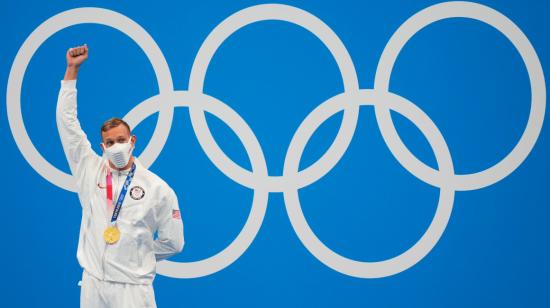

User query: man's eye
[106,142,113,147]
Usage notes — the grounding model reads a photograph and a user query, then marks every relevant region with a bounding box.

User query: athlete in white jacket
[57,44,184,308]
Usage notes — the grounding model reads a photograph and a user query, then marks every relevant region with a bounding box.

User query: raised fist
[66,44,88,68]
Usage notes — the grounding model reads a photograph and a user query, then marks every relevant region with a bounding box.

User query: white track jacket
[56,80,184,285]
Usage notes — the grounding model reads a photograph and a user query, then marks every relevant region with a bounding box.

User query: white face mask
[103,139,134,168]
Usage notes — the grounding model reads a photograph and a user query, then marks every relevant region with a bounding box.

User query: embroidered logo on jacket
[129,186,145,200]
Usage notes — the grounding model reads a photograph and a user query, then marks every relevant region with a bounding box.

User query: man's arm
[154,188,184,261]
[56,45,99,178]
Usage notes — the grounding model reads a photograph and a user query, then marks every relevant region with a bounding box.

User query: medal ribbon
[106,170,113,213]
[108,163,137,224]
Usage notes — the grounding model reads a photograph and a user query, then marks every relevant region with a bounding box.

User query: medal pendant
[103,226,120,244]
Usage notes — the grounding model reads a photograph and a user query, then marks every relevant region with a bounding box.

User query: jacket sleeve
[56,80,101,185]
[154,188,184,261]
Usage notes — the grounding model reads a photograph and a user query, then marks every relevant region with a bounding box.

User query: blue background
[2,0,549,307]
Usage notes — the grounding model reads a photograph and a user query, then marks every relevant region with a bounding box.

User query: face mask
[103,139,133,168]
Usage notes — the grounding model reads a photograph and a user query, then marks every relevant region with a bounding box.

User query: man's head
[100,118,136,169]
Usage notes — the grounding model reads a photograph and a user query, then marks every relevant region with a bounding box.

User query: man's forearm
[64,66,79,80]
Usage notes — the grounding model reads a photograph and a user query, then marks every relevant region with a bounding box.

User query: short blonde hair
[100,118,131,136]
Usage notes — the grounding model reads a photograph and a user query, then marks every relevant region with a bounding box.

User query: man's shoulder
[136,163,175,198]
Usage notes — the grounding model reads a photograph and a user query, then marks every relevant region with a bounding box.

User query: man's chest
[90,172,159,230]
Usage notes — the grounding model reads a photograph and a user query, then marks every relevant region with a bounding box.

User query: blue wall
[2,0,549,307]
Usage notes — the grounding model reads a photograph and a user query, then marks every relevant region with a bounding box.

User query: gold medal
[103,226,120,244]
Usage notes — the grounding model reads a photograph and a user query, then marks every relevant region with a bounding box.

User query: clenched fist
[64,44,88,80]
[66,44,88,68]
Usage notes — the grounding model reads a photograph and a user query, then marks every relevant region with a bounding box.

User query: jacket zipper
[101,173,120,280]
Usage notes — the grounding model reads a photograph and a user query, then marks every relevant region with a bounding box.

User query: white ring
[374,1,546,191]
[283,89,455,278]
[123,91,269,278]
[188,4,360,190]
[6,7,174,192]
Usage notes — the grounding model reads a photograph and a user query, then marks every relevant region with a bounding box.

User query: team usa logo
[130,186,145,200]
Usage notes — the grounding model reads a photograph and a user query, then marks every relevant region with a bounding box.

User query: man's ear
[131,135,136,146]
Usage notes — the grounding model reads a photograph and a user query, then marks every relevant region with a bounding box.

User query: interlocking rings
[7,2,545,279]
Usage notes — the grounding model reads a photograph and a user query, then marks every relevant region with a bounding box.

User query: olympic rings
[6,2,545,278]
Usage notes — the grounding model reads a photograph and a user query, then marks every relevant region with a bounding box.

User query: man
[57,44,184,308]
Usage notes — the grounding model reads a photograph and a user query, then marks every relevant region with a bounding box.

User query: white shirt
[56,80,184,285]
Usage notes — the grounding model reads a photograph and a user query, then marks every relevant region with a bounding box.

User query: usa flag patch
[172,209,181,219]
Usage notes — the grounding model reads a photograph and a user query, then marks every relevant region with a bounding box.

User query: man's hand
[64,44,88,80]
[67,44,88,67]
